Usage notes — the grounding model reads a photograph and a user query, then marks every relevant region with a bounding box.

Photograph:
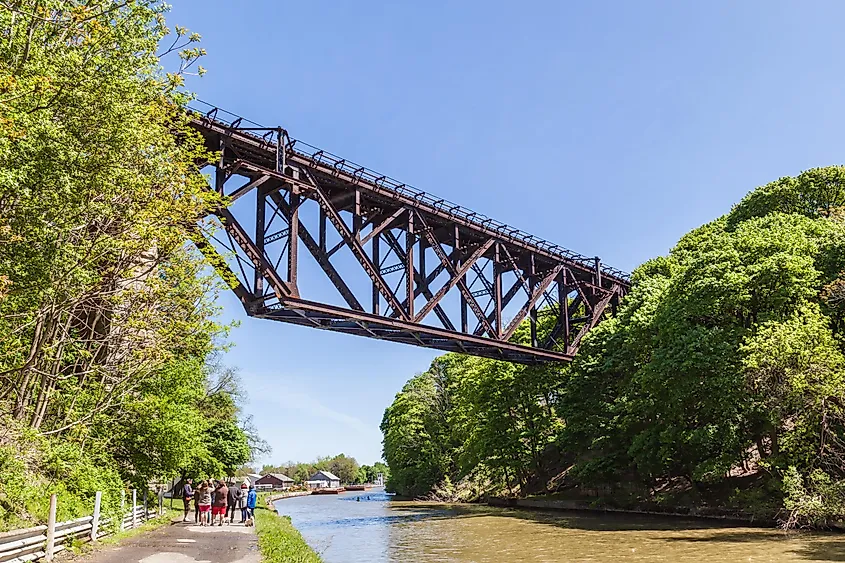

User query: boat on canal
[311,488,343,495]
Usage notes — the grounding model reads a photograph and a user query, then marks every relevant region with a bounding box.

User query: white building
[306,470,341,489]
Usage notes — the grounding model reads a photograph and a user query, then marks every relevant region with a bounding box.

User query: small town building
[306,470,341,489]
[255,473,295,491]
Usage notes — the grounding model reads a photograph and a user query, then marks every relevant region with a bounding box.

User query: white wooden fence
[0,489,164,563]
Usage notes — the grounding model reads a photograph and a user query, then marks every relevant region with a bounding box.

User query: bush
[0,424,123,531]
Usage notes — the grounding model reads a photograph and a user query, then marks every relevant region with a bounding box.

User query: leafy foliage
[381,166,845,526]
[0,0,264,529]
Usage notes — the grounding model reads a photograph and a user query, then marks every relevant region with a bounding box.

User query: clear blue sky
[167,0,845,467]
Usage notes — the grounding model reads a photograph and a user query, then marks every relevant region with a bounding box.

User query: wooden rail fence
[0,489,165,563]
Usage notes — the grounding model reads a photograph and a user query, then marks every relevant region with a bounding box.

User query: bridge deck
[188,101,629,364]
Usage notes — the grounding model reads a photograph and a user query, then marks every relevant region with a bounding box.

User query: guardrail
[0,489,164,563]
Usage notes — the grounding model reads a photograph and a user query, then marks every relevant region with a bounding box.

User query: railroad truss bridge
[190,102,630,364]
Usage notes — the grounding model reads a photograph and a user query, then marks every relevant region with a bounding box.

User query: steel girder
[187,103,629,365]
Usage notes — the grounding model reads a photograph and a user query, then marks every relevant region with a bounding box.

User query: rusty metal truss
[188,101,630,364]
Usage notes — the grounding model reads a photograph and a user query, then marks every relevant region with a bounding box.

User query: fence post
[143,489,148,521]
[120,490,125,531]
[45,493,57,561]
[91,491,102,542]
[158,487,164,516]
[132,489,137,529]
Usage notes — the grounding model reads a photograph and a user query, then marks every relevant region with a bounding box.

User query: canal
[274,489,845,562]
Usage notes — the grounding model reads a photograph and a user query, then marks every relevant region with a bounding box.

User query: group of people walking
[181,478,257,526]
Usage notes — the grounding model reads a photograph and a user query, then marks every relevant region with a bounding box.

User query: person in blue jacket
[246,485,257,521]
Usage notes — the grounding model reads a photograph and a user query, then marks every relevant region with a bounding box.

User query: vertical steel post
[215,140,226,195]
[594,256,602,288]
[288,189,300,287]
[91,491,102,542]
[419,235,426,284]
[143,489,148,521]
[254,186,265,299]
[132,489,137,529]
[455,226,467,333]
[560,269,570,351]
[406,211,415,319]
[372,233,380,315]
[319,208,327,252]
[493,243,502,337]
[353,189,362,235]
[276,128,285,175]
[529,254,538,348]
[45,494,57,561]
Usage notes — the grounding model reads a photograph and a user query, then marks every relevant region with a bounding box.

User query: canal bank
[261,491,311,509]
[485,496,778,527]
[271,488,845,562]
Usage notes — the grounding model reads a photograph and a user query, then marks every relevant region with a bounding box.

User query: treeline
[260,455,389,485]
[0,0,263,530]
[382,166,845,527]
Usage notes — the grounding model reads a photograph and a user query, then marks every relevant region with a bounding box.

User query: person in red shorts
[212,480,228,527]
[197,481,212,526]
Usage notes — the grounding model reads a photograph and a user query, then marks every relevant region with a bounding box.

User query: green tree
[0,0,265,527]
[381,364,452,497]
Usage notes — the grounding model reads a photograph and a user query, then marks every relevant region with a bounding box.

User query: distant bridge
[189,101,629,364]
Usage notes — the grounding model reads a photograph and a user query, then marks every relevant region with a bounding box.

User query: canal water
[275,489,845,562]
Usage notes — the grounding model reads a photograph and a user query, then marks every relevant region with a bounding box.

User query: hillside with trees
[381,167,845,527]
[0,0,264,530]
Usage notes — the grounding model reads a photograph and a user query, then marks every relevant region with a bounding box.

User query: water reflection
[274,489,845,562]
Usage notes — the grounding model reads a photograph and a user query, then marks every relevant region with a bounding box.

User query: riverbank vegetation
[0,0,263,531]
[256,507,323,563]
[382,166,845,527]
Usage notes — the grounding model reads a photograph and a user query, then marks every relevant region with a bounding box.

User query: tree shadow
[790,540,845,562]
[656,530,791,543]
[458,506,845,562]
[429,503,741,532]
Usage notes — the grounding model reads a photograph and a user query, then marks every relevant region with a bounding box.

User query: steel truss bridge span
[189,102,630,364]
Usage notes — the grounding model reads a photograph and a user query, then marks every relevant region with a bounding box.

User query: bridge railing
[186,99,631,284]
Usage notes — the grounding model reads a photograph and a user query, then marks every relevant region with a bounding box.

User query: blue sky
[167,0,845,466]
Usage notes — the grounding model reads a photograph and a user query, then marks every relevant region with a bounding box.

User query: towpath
[71,519,260,563]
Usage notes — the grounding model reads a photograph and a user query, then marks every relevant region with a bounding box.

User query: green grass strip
[255,507,323,563]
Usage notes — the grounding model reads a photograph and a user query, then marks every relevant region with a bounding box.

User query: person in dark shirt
[193,482,202,524]
[182,479,193,522]
[227,481,242,523]
[212,481,228,527]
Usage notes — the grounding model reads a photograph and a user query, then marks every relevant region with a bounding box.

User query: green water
[275,490,845,562]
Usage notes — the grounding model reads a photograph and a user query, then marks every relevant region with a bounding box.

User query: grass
[255,507,322,563]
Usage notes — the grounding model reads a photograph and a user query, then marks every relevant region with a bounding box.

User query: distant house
[245,473,263,488]
[306,470,341,489]
[255,473,294,491]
